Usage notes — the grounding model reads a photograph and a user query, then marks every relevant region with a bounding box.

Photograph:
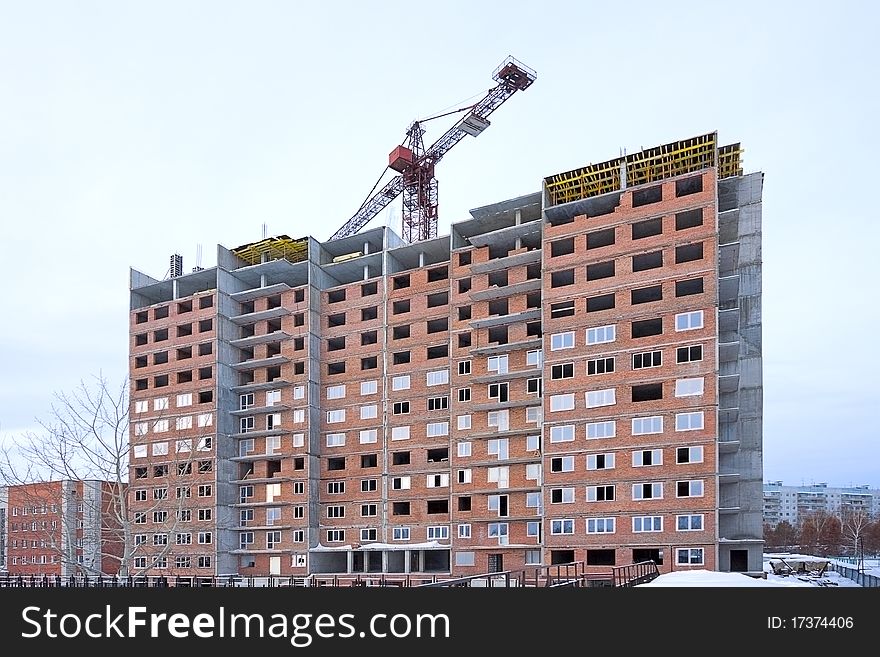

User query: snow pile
[638,569,811,587]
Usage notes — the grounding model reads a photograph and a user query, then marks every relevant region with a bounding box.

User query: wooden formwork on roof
[231,235,308,266]
[544,132,743,207]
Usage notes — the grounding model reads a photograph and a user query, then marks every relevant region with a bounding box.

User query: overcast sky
[1,1,877,487]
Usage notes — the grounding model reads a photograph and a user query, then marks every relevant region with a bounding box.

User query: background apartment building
[763,481,880,527]
[2,481,121,576]
[128,131,763,577]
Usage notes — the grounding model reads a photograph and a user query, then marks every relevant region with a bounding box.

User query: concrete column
[347,550,354,574]
[363,265,369,281]
[419,252,425,267]
[381,550,388,574]
[404,550,411,574]
[364,241,370,255]
[260,274,267,288]
[172,279,179,300]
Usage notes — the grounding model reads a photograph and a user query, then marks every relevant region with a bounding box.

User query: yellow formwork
[544,132,743,207]
[232,235,308,266]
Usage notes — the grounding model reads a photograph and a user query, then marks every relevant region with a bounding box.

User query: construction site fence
[828,563,880,588]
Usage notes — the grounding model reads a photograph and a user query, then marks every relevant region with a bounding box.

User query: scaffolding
[231,235,309,266]
[544,132,743,207]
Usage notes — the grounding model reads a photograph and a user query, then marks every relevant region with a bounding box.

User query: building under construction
[127,131,764,578]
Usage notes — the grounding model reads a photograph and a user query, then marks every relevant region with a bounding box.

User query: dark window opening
[427,318,448,333]
[551,550,575,565]
[427,500,449,514]
[198,366,212,380]
[458,278,472,293]
[632,217,663,240]
[676,209,704,230]
[361,454,377,468]
[427,266,448,282]
[327,457,345,471]
[488,271,508,288]
[458,496,472,511]
[328,336,346,351]
[427,344,448,359]
[135,333,148,346]
[327,313,346,327]
[294,288,306,303]
[154,328,168,342]
[198,390,212,403]
[154,375,169,388]
[551,301,575,318]
[392,451,411,466]
[586,549,616,566]
[198,319,213,333]
[177,370,193,384]
[392,502,410,516]
[427,448,448,462]
[177,323,193,337]
[551,269,575,288]
[361,306,378,321]
[177,300,192,313]
[328,289,346,304]
[488,299,508,316]
[361,281,377,297]
[393,274,410,290]
[393,351,410,365]
[293,458,305,470]
[293,361,305,375]
[550,237,575,257]
[632,250,663,271]
[135,379,148,391]
[328,361,346,375]
[526,321,542,337]
[458,251,472,266]
[632,383,663,402]
[135,311,148,324]
[393,300,410,315]
[154,306,169,320]
[587,227,615,250]
[267,295,282,309]
[361,330,378,346]
[293,337,304,351]
[587,260,615,280]
[676,278,704,297]
[427,291,449,307]
[135,355,147,368]
[488,326,508,345]
[586,294,615,312]
[633,548,664,565]
[587,357,614,375]
[458,305,472,321]
[361,356,378,370]
[676,242,704,264]
[526,263,541,280]
[526,292,541,309]
[676,175,703,197]
[632,185,662,207]
[631,285,663,305]
[393,324,411,340]
[198,342,212,356]
[458,332,471,348]
[632,318,662,338]
[294,313,305,326]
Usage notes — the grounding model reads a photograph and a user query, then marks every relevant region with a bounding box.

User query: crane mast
[329,56,536,242]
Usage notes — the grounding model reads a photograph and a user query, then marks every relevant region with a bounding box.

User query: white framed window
[133,444,148,458]
[426,369,449,386]
[360,528,377,542]
[266,412,282,429]
[586,388,616,408]
[266,389,281,406]
[458,360,471,375]
[677,514,704,531]
[361,504,378,517]
[487,438,509,460]
[457,414,471,430]
[197,413,213,427]
[359,429,378,444]
[632,416,663,435]
[457,441,471,457]
[176,438,192,453]
[675,310,704,331]
[326,384,346,400]
[525,463,542,482]
[360,380,377,395]
[360,479,377,493]
[326,505,345,518]
[239,393,255,410]
[327,409,345,423]
[632,482,663,500]
[550,519,574,535]
[240,416,254,433]
[457,468,472,484]
[327,481,345,494]
[292,433,305,448]
[586,357,614,375]
[197,436,212,452]
[391,476,411,490]
[392,375,411,391]
[675,411,705,431]
[550,456,574,472]
[391,425,410,441]
[586,453,615,470]
[526,492,542,508]
[427,422,449,437]
[526,349,543,367]
[586,485,615,502]
[134,422,148,437]
[426,473,449,488]
[392,527,410,541]
[632,350,662,370]
[326,530,345,543]
[175,415,193,430]
[457,524,471,539]
[326,433,346,448]
[526,435,541,451]
[676,479,704,498]
[487,355,508,374]
[487,466,509,488]
[676,548,704,565]
[293,385,305,400]
[488,522,509,545]
[526,521,541,538]
[487,409,509,431]
[153,419,169,433]
[153,397,169,411]
[151,441,168,456]
[360,404,378,419]
[427,526,449,540]
[550,331,574,351]
[633,516,663,533]
[549,424,575,443]
[134,400,148,414]
[551,487,575,504]
[265,435,280,454]
[586,421,616,439]
[549,393,575,412]
[586,325,615,345]
[586,517,615,534]
[676,446,704,464]
[632,449,663,467]
[526,406,542,424]
[675,377,704,397]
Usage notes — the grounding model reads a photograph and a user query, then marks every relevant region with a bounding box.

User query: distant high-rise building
[763,481,880,526]
[128,132,764,578]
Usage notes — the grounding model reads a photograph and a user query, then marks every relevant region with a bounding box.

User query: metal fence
[828,563,880,588]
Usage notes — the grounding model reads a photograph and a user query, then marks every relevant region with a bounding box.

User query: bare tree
[0,374,194,578]
[840,507,871,567]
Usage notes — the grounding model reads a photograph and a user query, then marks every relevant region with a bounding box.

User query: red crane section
[329,56,536,242]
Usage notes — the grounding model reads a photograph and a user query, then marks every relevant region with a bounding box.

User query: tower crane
[329,56,536,243]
